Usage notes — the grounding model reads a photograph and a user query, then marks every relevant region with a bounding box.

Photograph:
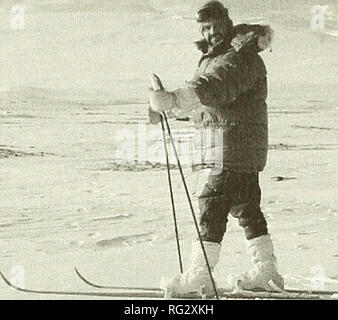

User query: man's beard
[210,35,222,45]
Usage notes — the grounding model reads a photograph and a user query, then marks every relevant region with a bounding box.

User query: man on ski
[149,0,284,295]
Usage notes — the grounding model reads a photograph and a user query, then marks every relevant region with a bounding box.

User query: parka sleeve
[189,53,265,108]
[167,51,266,119]
[170,51,266,114]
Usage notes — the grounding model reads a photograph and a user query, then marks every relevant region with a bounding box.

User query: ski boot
[229,234,284,292]
[161,240,221,297]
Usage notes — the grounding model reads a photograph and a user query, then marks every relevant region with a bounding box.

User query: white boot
[162,240,221,296]
[229,234,284,291]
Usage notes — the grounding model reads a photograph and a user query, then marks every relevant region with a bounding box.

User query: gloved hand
[148,88,176,113]
[148,106,162,125]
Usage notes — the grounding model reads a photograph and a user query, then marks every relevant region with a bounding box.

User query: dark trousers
[198,169,268,243]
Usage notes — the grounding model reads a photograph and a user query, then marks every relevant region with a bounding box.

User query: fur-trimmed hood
[195,24,273,55]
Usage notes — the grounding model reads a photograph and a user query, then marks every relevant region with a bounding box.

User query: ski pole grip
[150,73,164,91]
[148,73,164,124]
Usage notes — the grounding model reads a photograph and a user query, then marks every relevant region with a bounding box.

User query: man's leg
[229,172,268,240]
[163,168,229,295]
[198,168,231,243]
[228,172,284,291]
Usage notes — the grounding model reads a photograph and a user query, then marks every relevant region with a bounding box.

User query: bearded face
[200,18,230,46]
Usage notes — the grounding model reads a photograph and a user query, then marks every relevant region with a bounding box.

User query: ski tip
[74,266,81,278]
[74,266,88,283]
[0,271,9,284]
[0,271,20,290]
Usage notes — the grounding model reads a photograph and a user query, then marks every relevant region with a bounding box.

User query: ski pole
[150,74,219,299]
[161,112,219,300]
[151,75,184,274]
[160,117,184,274]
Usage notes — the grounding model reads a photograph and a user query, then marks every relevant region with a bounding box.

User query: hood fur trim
[195,24,274,54]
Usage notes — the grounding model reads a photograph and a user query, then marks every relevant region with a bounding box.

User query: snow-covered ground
[0,0,337,299]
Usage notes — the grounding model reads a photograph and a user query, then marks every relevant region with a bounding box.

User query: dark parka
[172,24,273,173]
